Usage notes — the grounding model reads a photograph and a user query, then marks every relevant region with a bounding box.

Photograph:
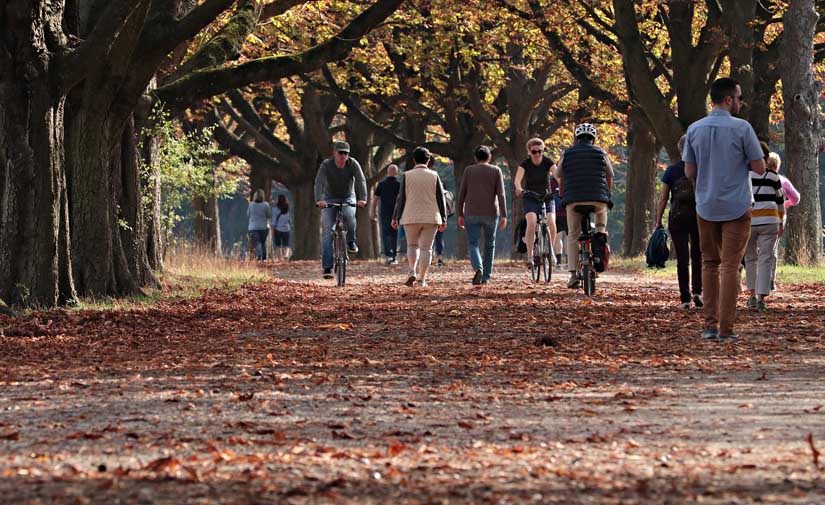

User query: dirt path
[1,260,824,504]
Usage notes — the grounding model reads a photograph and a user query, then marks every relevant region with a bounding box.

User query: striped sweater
[750,170,784,226]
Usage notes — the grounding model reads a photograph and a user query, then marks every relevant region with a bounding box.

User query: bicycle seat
[574,205,596,215]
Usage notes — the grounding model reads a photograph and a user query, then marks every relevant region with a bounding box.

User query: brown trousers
[697,211,751,335]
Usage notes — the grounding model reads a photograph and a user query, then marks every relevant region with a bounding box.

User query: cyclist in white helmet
[555,123,614,288]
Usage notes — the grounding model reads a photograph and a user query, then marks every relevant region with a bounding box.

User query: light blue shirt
[683,109,763,222]
[247,201,271,231]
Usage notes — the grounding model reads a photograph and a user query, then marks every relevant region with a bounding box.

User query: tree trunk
[452,149,479,260]
[0,4,76,307]
[193,194,221,255]
[623,111,661,257]
[503,155,525,258]
[291,179,321,260]
[137,117,164,270]
[722,0,757,121]
[781,0,823,265]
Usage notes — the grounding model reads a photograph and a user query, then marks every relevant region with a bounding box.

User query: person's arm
[555,154,564,195]
[685,162,697,181]
[514,166,525,197]
[392,177,406,226]
[457,169,468,228]
[435,176,447,229]
[744,126,766,175]
[371,182,381,221]
[314,162,327,206]
[655,183,670,228]
[683,133,697,181]
[775,175,785,236]
[266,203,272,222]
[604,153,614,191]
[352,159,368,206]
[496,168,508,226]
[782,177,800,207]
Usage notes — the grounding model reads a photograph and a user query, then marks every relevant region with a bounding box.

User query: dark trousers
[433,230,444,256]
[379,215,398,259]
[669,219,702,302]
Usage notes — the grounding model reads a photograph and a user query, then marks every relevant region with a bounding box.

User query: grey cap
[334,141,350,153]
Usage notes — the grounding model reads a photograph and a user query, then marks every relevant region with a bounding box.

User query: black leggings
[669,220,702,302]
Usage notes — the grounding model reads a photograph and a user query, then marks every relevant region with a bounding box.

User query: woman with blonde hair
[247,188,271,260]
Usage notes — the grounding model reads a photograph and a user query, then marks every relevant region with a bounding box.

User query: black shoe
[437,258,444,267]
[700,328,719,340]
[322,268,333,279]
[472,269,482,285]
[347,243,358,254]
[405,272,416,287]
[693,294,704,308]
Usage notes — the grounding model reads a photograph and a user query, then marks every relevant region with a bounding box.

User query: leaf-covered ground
[1,260,824,504]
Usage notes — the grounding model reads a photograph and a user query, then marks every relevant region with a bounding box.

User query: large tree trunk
[722,0,757,121]
[781,0,823,265]
[291,179,321,260]
[503,155,525,259]
[0,3,76,307]
[193,194,221,255]
[623,111,661,257]
[452,149,479,260]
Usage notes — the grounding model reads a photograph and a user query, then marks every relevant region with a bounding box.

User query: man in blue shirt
[371,164,401,264]
[684,77,766,341]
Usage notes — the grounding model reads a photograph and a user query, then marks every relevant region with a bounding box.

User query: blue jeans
[465,215,499,281]
[433,230,444,256]
[250,229,268,260]
[321,198,357,270]
[379,214,398,259]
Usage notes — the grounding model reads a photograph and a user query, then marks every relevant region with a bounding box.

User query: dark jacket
[559,142,610,206]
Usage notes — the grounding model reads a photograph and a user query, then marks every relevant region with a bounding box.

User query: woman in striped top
[744,155,785,312]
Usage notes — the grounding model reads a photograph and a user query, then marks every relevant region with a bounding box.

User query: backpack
[443,190,456,218]
[669,176,696,224]
[646,226,670,269]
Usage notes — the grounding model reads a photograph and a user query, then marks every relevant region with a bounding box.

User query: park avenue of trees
[1,0,823,308]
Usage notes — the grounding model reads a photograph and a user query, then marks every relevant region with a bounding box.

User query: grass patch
[611,256,825,285]
[72,246,270,311]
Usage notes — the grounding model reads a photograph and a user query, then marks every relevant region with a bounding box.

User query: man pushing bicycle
[555,123,613,289]
[315,141,367,279]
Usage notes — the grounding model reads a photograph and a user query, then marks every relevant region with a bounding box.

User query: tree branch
[152,0,404,114]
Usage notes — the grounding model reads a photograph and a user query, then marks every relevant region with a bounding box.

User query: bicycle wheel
[530,230,542,283]
[336,231,347,286]
[541,226,552,282]
[582,260,595,297]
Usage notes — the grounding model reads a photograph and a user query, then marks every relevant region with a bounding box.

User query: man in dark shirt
[371,164,401,264]
[314,141,367,279]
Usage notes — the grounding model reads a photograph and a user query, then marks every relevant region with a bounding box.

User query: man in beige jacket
[392,147,448,287]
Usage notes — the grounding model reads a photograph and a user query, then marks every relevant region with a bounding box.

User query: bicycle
[523,191,552,283]
[572,205,597,296]
[324,202,356,287]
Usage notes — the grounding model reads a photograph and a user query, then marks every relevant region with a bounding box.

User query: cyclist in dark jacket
[555,123,613,288]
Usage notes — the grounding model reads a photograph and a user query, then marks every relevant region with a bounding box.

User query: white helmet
[574,123,597,139]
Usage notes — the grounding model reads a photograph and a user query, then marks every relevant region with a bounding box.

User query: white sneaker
[678,302,691,310]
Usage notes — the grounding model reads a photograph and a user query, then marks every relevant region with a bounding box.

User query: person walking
[555,123,613,289]
[392,147,447,287]
[372,164,401,264]
[684,77,766,341]
[457,145,508,285]
[551,177,566,269]
[769,152,800,290]
[271,194,291,262]
[314,141,367,279]
[247,188,272,261]
[655,135,703,309]
[514,138,557,270]
[745,153,785,312]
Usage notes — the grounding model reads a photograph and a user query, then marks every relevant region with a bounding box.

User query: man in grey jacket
[315,141,367,279]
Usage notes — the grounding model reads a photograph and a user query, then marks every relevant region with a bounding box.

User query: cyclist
[314,141,367,279]
[555,123,613,289]
[514,138,557,269]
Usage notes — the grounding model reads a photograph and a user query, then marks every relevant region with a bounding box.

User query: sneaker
[700,328,719,340]
[472,269,483,285]
[389,258,398,265]
[717,333,740,342]
[757,300,767,313]
[417,279,428,287]
[678,301,691,310]
[747,294,757,309]
[481,278,490,285]
[347,243,359,254]
[692,294,704,308]
[437,258,444,267]
[567,273,580,289]
[322,268,333,279]
[405,272,416,287]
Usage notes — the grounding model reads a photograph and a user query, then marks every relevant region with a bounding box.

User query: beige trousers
[404,224,439,280]
[565,202,608,272]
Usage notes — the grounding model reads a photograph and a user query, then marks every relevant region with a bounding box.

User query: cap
[334,141,350,153]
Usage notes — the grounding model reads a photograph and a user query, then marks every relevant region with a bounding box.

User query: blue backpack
[646,226,669,269]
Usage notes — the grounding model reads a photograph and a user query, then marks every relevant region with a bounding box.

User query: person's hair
[677,135,686,153]
[276,194,289,214]
[413,146,430,164]
[767,152,781,172]
[710,77,740,105]
[475,145,492,161]
[759,140,770,160]
[253,189,265,203]
[526,138,544,150]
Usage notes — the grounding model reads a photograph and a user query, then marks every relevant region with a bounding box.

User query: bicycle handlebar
[319,202,359,208]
